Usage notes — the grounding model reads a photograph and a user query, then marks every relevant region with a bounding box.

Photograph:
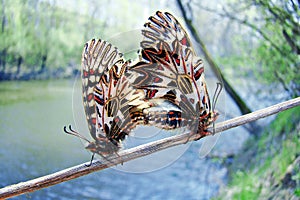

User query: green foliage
[229,170,261,199]
[215,106,300,199]
[254,30,298,86]
[0,0,167,79]
[0,0,105,77]
[295,189,300,197]
[291,153,300,197]
[216,0,300,98]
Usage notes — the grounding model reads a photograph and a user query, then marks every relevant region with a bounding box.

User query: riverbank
[215,106,300,199]
[0,66,79,81]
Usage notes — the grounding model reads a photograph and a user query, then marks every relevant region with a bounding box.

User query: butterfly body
[142,98,183,129]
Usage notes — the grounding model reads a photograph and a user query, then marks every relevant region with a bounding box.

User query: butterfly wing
[129,11,214,133]
[95,65,147,145]
[81,39,125,141]
[131,11,203,91]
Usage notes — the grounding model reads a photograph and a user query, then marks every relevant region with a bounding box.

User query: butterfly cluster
[65,11,218,157]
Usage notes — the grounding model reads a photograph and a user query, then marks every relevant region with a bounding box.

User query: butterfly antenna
[211,82,222,134]
[63,125,91,143]
[212,82,223,112]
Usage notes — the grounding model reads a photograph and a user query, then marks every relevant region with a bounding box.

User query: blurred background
[0,0,299,199]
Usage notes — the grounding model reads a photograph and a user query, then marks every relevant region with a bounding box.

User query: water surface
[0,80,234,199]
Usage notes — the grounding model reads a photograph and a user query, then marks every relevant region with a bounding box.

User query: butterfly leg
[114,151,124,165]
[184,132,195,143]
[184,122,211,143]
[85,153,95,167]
[92,153,117,166]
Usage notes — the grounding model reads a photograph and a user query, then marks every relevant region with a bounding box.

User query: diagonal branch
[0,97,299,199]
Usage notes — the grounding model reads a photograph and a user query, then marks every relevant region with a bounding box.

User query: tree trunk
[0,49,7,73]
[176,0,260,134]
[1,0,5,33]
[16,56,22,75]
[1,0,6,73]
[40,55,47,74]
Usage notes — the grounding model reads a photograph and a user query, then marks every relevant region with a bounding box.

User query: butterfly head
[198,82,222,135]
[85,135,120,155]
[208,109,219,125]
[64,125,120,155]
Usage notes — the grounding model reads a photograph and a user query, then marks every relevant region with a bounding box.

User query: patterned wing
[81,39,125,141]
[141,11,203,79]
[94,64,146,146]
[128,11,215,134]
[131,11,204,94]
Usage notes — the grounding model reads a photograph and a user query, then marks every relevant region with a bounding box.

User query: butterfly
[64,11,219,159]
[65,39,145,157]
[127,11,218,136]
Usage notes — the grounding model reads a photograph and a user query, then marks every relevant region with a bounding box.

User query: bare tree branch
[0,97,299,199]
[254,0,300,55]
[196,3,297,63]
[283,29,300,55]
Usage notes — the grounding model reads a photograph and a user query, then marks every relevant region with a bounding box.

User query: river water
[0,80,249,199]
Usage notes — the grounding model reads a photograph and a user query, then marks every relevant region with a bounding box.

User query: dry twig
[0,97,299,199]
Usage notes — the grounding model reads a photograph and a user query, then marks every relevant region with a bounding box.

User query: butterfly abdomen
[141,98,191,130]
[144,109,183,129]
